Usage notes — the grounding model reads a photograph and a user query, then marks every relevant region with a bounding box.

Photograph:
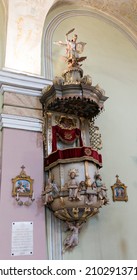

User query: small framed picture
[12,166,34,197]
[111,175,128,202]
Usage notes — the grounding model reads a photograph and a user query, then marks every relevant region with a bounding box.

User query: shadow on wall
[120,238,128,260]
[131,156,137,165]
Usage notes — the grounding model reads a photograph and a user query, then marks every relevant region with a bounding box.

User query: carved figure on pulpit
[95,84,106,96]
[95,173,103,200]
[86,181,97,205]
[81,75,92,85]
[42,177,59,205]
[76,183,83,201]
[54,28,87,68]
[101,184,109,205]
[94,173,109,204]
[52,180,59,195]
[63,222,82,253]
[67,169,80,201]
[66,32,79,60]
[53,76,64,85]
[43,179,54,205]
[79,180,86,191]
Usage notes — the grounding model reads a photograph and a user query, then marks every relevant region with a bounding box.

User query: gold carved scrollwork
[42,168,109,252]
[55,115,77,129]
[72,208,79,219]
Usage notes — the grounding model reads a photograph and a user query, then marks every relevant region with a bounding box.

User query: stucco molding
[0,114,42,132]
[0,69,52,96]
[0,85,42,97]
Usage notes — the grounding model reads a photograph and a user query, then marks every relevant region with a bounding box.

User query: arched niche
[41,6,137,80]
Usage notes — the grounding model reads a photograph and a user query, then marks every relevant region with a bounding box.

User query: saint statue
[54,28,87,67]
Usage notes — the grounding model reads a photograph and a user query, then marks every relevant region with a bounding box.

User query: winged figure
[54,28,87,62]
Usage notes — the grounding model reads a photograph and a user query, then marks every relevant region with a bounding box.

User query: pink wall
[0,128,47,260]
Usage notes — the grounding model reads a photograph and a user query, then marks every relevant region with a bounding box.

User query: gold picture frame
[111,175,128,202]
[12,166,34,197]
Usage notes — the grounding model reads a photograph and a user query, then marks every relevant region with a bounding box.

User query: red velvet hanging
[44,146,102,170]
[52,125,83,152]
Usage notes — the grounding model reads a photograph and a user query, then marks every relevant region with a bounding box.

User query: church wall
[0,69,51,260]
[51,15,137,259]
[0,128,47,260]
[0,0,7,182]
[4,0,55,74]
[0,0,7,69]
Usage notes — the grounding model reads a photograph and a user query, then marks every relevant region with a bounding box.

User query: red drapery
[44,146,102,170]
[52,125,83,152]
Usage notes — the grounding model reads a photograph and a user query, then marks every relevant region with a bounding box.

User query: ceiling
[51,0,137,39]
[2,0,137,40]
[1,0,137,74]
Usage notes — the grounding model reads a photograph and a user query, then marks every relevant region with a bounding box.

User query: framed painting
[12,166,34,197]
[111,175,128,202]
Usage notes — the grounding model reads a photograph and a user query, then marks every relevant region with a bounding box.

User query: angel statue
[62,222,83,253]
[54,28,87,67]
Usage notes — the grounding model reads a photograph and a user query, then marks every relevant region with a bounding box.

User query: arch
[42,8,137,79]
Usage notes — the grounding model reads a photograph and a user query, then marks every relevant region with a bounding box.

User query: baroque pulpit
[40,29,109,252]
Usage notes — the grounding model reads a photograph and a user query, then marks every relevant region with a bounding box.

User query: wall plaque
[11,221,33,256]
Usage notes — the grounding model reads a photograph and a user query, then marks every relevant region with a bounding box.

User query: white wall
[52,15,137,259]
[4,0,55,74]
[0,0,7,68]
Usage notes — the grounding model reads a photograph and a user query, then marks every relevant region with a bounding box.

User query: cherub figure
[63,222,82,253]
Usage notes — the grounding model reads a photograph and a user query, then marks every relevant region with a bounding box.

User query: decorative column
[0,69,51,260]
